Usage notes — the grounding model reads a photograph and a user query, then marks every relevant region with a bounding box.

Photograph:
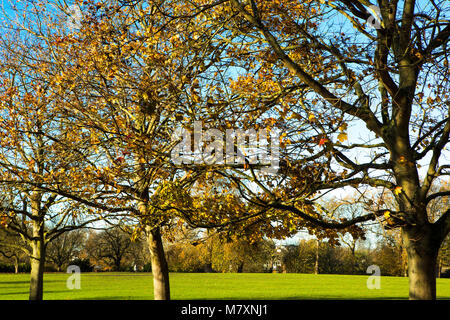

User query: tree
[164,226,275,273]
[42,0,222,300]
[0,0,198,300]
[439,234,450,277]
[197,0,450,299]
[283,241,317,273]
[46,229,86,271]
[371,240,404,276]
[206,234,275,273]
[127,233,149,271]
[0,228,29,273]
[165,227,209,272]
[86,227,132,271]
[11,0,326,300]
[0,3,112,299]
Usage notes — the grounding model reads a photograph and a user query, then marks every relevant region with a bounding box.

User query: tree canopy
[0,0,448,300]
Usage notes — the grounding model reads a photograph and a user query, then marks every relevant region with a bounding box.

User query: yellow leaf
[339,123,348,132]
[394,186,403,195]
[192,93,201,103]
[337,132,347,142]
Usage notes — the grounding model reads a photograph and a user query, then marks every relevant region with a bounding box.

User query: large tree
[198,0,450,299]
[42,0,224,299]
[0,48,99,300]
[0,2,125,299]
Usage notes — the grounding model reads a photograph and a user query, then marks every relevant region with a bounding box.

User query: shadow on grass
[186,296,409,300]
[0,281,31,285]
[82,297,151,300]
[0,291,29,296]
[283,297,408,300]
[76,296,410,300]
[278,296,448,300]
[0,290,66,297]
[43,295,450,300]
[83,274,152,277]
[0,280,60,285]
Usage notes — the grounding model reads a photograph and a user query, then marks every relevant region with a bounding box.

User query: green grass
[0,272,449,300]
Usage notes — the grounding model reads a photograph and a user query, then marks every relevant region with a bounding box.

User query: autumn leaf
[339,123,348,132]
[394,186,403,195]
[337,132,347,143]
[318,138,328,146]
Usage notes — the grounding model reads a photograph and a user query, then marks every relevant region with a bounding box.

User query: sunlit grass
[0,272,449,300]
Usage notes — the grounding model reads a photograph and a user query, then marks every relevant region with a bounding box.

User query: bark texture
[146,226,170,300]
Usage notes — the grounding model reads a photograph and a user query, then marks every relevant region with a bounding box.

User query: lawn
[1,272,449,300]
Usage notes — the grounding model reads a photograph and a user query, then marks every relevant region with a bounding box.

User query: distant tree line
[1,226,449,277]
[282,240,404,276]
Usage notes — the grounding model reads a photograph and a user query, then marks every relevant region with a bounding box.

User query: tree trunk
[314,240,319,275]
[237,262,244,273]
[402,226,439,300]
[29,239,46,300]
[350,246,356,275]
[146,226,170,300]
[114,258,122,272]
[204,263,213,273]
[14,256,19,274]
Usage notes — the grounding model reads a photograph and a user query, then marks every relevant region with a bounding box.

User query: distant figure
[133,264,137,272]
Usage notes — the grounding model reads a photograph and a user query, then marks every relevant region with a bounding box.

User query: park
[1,273,449,300]
[0,0,449,301]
